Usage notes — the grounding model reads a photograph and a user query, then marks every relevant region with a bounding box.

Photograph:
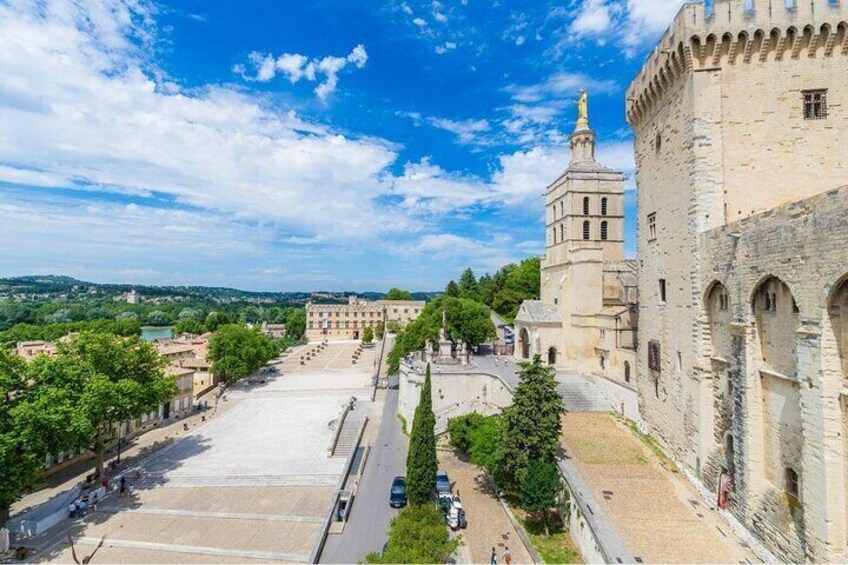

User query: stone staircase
[331,402,369,458]
[557,373,613,412]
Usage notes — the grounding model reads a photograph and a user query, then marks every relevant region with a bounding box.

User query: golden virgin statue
[576,89,589,130]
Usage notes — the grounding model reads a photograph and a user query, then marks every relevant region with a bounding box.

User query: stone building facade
[515,108,638,390]
[306,296,425,341]
[627,0,848,560]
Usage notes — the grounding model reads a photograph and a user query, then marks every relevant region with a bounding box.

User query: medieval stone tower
[627,0,848,561]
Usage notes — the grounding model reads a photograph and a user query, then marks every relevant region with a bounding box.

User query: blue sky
[0,0,685,292]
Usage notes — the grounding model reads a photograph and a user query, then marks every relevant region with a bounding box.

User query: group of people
[67,492,97,519]
[490,546,512,564]
[117,474,136,497]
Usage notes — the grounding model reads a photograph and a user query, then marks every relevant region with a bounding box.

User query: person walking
[68,502,77,519]
[490,547,498,564]
[503,546,511,564]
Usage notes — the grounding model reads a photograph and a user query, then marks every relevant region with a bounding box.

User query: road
[319,376,408,563]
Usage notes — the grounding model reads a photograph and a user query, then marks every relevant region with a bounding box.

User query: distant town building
[15,340,57,360]
[261,322,287,339]
[306,296,425,341]
[125,289,140,304]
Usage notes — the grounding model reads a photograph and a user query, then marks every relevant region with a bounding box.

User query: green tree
[115,311,138,322]
[146,310,171,326]
[496,355,563,491]
[458,267,480,301]
[283,308,306,341]
[208,324,279,384]
[491,257,541,319]
[173,318,206,335]
[205,311,231,332]
[446,298,496,347]
[444,280,460,298]
[406,364,437,505]
[386,287,413,301]
[447,412,485,453]
[34,332,177,478]
[521,461,562,536]
[469,415,503,475]
[374,321,385,340]
[364,503,458,564]
[361,326,374,345]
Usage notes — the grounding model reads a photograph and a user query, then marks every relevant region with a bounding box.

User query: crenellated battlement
[626,0,848,128]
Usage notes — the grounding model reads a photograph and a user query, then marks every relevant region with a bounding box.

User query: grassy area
[560,413,647,466]
[516,511,582,564]
[398,414,408,436]
[624,417,678,472]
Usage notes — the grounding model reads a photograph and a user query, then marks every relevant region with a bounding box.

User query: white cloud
[237,44,368,100]
[429,117,490,144]
[0,1,405,241]
[570,0,613,36]
[413,17,427,27]
[622,0,685,49]
[433,12,448,23]
[434,41,457,54]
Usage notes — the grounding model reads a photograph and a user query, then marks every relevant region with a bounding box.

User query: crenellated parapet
[626,0,848,128]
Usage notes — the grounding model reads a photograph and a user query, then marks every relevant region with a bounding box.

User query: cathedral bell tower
[541,89,626,305]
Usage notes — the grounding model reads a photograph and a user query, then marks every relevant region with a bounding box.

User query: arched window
[560,224,565,243]
[624,361,631,383]
[583,197,590,215]
[601,221,608,240]
[601,197,608,216]
[552,227,557,244]
[582,221,590,240]
[547,347,557,365]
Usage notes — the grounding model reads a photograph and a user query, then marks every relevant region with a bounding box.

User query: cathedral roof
[515,300,561,324]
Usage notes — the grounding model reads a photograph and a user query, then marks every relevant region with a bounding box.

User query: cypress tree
[406,363,437,504]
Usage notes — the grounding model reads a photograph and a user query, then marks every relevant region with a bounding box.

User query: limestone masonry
[306,296,424,341]
[627,0,848,561]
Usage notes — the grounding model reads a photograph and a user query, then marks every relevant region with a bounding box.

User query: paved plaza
[36,341,377,564]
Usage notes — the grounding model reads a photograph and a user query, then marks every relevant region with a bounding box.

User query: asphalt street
[319,376,408,563]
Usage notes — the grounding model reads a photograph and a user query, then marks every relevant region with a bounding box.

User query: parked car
[435,469,451,494]
[447,495,466,530]
[437,491,453,514]
[389,476,407,508]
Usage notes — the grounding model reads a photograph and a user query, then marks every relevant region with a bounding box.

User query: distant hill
[0,275,440,302]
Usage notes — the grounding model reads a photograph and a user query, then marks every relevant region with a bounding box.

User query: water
[141,326,173,341]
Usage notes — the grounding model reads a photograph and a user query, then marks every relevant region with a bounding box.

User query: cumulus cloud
[435,41,457,54]
[428,117,490,144]
[236,44,368,99]
[570,0,613,36]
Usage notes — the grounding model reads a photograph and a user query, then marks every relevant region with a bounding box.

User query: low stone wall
[590,373,640,425]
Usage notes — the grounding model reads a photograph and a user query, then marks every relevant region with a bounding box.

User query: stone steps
[331,404,369,458]
[557,374,613,413]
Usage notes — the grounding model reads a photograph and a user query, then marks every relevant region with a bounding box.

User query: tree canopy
[387,296,496,374]
[521,461,562,536]
[445,256,541,321]
[496,355,563,491]
[208,324,279,383]
[386,287,413,301]
[364,503,458,564]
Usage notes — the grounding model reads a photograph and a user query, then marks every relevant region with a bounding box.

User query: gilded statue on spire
[575,89,589,130]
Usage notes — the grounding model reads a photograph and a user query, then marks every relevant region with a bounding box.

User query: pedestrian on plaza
[68,502,77,519]
[91,493,98,511]
[503,546,511,564]
[128,483,135,497]
[490,547,497,564]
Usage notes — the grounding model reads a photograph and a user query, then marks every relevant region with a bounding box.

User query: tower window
[583,197,590,215]
[655,132,662,153]
[582,221,590,240]
[659,279,667,303]
[803,89,827,120]
[560,224,565,243]
[601,197,608,216]
[600,221,608,240]
[785,467,799,499]
[647,212,657,241]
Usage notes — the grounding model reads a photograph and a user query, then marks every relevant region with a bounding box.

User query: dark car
[389,476,407,508]
[435,470,451,494]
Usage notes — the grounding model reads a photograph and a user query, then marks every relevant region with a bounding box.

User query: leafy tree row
[443,257,541,320]
[0,333,177,525]
[364,503,458,563]
[0,318,142,347]
[387,296,496,375]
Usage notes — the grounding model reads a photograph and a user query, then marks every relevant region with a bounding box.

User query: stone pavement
[30,341,375,564]
[560,413,760,564]
[438,451,533,565]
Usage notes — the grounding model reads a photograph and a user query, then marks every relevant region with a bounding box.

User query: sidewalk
[438,451,533,565]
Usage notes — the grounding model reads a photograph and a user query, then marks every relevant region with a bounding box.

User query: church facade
[515,100,638,392]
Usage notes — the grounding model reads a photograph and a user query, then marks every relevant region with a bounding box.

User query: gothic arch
[519,327,530,360]
[547,347,557,366]
[704,281,732,361]
[750,275,799,378]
